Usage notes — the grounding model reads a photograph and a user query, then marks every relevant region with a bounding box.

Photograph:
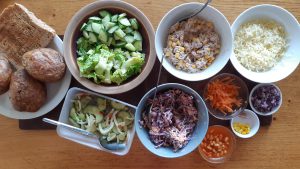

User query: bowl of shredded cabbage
[135,83,209,158]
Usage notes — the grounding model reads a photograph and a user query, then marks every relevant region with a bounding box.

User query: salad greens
[76,10,145,85]
[69,93,134,143]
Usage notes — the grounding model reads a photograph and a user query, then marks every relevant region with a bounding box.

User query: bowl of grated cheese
[231,4,300,83]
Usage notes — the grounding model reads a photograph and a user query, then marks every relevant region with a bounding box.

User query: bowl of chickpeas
[155,2,232,81]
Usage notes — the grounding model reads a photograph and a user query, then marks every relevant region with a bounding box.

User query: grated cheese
[234,20,287,72]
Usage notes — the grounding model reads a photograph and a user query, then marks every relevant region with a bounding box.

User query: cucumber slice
[103,21,116,30]
[125,43,136,52]
[115,29,126,38]
[114,41,126,48]
[111,14,118,22]
[114,33,120,40]
[129,18,139,30]
[119,18,131,26]
[83,31,89,39]
[118,13,127,20]
[80,23,87,31]
[89,16,101,21]
[91,23,103,34]
[107,37,113,46]
[108,25,119,34]
[133,31,142,41]
[131,52,142,58]
[124,27,133,34]
[134,40,142,51]
[89,32,97,43]
[102,14,111,23]
[98,29,108,43]
[99,10,110,18]
[124,35,134,43]
[85,24,92,32]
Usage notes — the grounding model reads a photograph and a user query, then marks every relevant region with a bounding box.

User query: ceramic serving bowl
[249,83,282,116]
[231,4,300,83]
[155,2,232,81]
[230,109,260,138]
[135,83,209,158]
[63,0,156,94]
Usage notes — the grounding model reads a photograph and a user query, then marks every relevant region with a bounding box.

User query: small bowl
[135,83,209,158]
[231,4,300,83]
[199,125,236,164]
[155,2,232,81]
[230,109,260,138]
[57,87,136,156]
[203,73,249,120]
[249,83,282,116]
[63,0,156,94]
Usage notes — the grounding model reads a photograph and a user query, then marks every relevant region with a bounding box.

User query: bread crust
[0,3,56,68]
[22,48,66,82]
[9,69,47,112]
[0,56,12,94]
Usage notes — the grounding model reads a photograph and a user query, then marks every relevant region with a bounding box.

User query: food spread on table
[77,10,145,85]
[139,89,198,151]
[163,18,220,72]
[0,0,299,161]
[69,93,134,144]
[234,19,287,72]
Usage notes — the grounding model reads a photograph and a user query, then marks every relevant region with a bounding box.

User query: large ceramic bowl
[64,0,156,94]
[155,2,232,81]
[135,83,209,158]
[231,4,300,83]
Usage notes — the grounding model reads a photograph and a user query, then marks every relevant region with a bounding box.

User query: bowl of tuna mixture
[155,2,232,81]
[135,83,209,158]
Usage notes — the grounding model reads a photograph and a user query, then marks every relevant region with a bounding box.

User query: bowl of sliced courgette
[64,0,156,94]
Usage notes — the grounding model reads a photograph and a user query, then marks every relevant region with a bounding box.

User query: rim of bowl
[249,83,282,116]
[199,125,236,164]
[63,0,156,94]
[203,73,249,120]
[155,2,232,81]
[135,83,209,158]
[230,109,260,138]
[230,4,300,83]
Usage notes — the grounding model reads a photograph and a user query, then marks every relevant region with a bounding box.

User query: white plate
[0,35,72,119]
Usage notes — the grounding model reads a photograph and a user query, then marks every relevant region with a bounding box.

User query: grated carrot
[205,77,242,114]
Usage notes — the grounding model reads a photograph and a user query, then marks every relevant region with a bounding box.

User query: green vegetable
[76,10,146,85]
[111,101,126,110]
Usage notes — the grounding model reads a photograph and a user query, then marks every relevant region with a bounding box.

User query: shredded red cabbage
[139,89,198,152]
[251,85,281,113]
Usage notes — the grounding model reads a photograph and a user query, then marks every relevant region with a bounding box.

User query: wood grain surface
[0,0,299,169]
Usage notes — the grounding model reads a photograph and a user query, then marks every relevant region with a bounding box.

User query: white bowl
[230,109,260,138]
[231,4,300,83]
[155,2,232,81]
[249,83,282,116]
[57,87,136,156]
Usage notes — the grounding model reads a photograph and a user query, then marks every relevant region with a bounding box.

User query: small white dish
[155,2,232,81]
[231,4,300,83]
[249,83,282,116]
[57,87,136,156]
[0,35,72,119]
[230,109,260,138]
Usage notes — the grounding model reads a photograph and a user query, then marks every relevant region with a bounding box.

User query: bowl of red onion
[249,83,282,116]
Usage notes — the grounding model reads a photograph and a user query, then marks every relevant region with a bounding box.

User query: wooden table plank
[0,0,299,169]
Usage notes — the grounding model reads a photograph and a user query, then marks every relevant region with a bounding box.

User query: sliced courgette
[99,10,111,18]
[89,32,97,43]
[125,43,136,52]
[119,18,131,26]
[98,28,108,43]
[91,23,103,34]
[114,41,126,48]
[115,28,126,38]
[111,14,118,22]
[133,31,142,41]
[129,18,139,30]
[108,25,119,34]
[124,35,134,43]
[133,40,142,51]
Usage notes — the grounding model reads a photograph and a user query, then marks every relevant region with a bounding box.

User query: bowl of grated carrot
[203,73,249,120]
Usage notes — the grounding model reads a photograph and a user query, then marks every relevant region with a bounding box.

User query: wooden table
[0,0,299,169]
